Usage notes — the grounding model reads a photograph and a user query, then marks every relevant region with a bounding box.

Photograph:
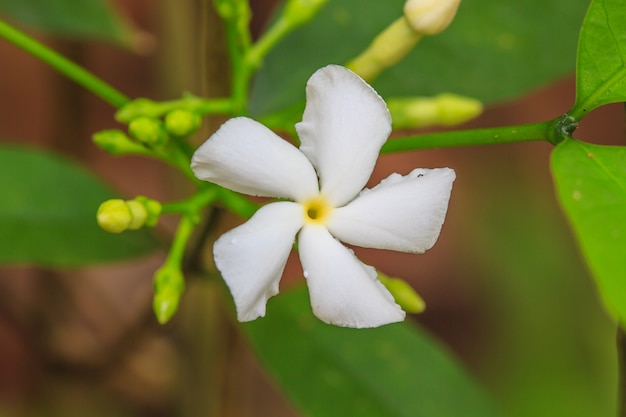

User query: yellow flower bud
[97,199,132,234]
[125,200,148,230]
[128,117,168,147]
[435,93,483,125]
[164,109,201,137]
[96,197,161,233]
[404,0,461,35]
[388,93,482,129]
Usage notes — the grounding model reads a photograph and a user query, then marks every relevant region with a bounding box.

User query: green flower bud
[125,200,148,230]
[92,129,149,156]
[97,199,132,234]
[378,272,426,314]
[134,196,162,227]
[388,93,482,129]
[283,0,328,27]
[128,117,168,147]
[434,93,483,125]
[153,266,185,324]
[164,109,202,137]
[116,98,163,123]
[347,18,421,82]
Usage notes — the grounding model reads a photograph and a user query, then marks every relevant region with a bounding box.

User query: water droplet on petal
[303,270,309,278]
[230,238,238,245]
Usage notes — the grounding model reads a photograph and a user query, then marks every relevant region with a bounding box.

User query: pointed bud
[283,0,328,27]
[153,266,185,324]
[128,117,168,147]
[164,109,202,137]
[115,98,163,123]
[92,129,149,156]
[404,0,461,35]
[387,93,482,129]
[378,272,426,314]
[434,93,483,125]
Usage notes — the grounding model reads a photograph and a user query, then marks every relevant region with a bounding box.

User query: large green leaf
[0,0,135,46]
[250,0,588,116]
[244,286,503,417]
[551,138,626,325]
[572,0,626,118]
[0,145,159,267]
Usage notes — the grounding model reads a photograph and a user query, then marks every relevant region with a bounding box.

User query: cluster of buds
[97,196,161,234]
[93,97,202,156]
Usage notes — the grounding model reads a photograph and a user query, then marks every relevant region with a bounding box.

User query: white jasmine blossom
[191,65,455,328]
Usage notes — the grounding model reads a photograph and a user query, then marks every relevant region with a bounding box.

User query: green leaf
[0,145,159,267]
[244,286,503,417]
[551,138,626,325]
[0,0,136,46]
[572,0,626,119]
[250,0,588,117]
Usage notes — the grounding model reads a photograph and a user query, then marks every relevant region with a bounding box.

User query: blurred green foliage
[0,146,159,266]
[0,0,135,46]
[245,286,503,417]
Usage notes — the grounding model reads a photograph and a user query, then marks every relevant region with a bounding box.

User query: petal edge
[192,117,318,201]
[296,65,392,206]
[328,168,455,252]
[214,202,304,321]
[298,224,405,328]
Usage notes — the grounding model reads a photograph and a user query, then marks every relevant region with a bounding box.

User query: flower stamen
[303,196,333,225]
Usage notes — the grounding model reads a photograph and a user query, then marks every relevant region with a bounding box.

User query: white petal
[298,224,405,328]
[327,168,455,253]
[192,117,318,201]
[296,65,392,206]
[214,202,304,321]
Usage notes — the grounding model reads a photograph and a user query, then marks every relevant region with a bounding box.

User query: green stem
[166,214,196,267]
[0,18,129,108]
[152,139,201,185]
[380,121,553,154]
[246,17,291,69]
[221,4,252,115]
[216,187,259,219]
[161,187,219,216]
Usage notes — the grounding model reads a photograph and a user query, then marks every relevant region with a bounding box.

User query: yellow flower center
[302,196,333,225]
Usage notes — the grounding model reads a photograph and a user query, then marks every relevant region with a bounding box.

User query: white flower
[191,65,455,328]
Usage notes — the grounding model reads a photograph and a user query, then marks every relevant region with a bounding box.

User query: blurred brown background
[0,1,622,416]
